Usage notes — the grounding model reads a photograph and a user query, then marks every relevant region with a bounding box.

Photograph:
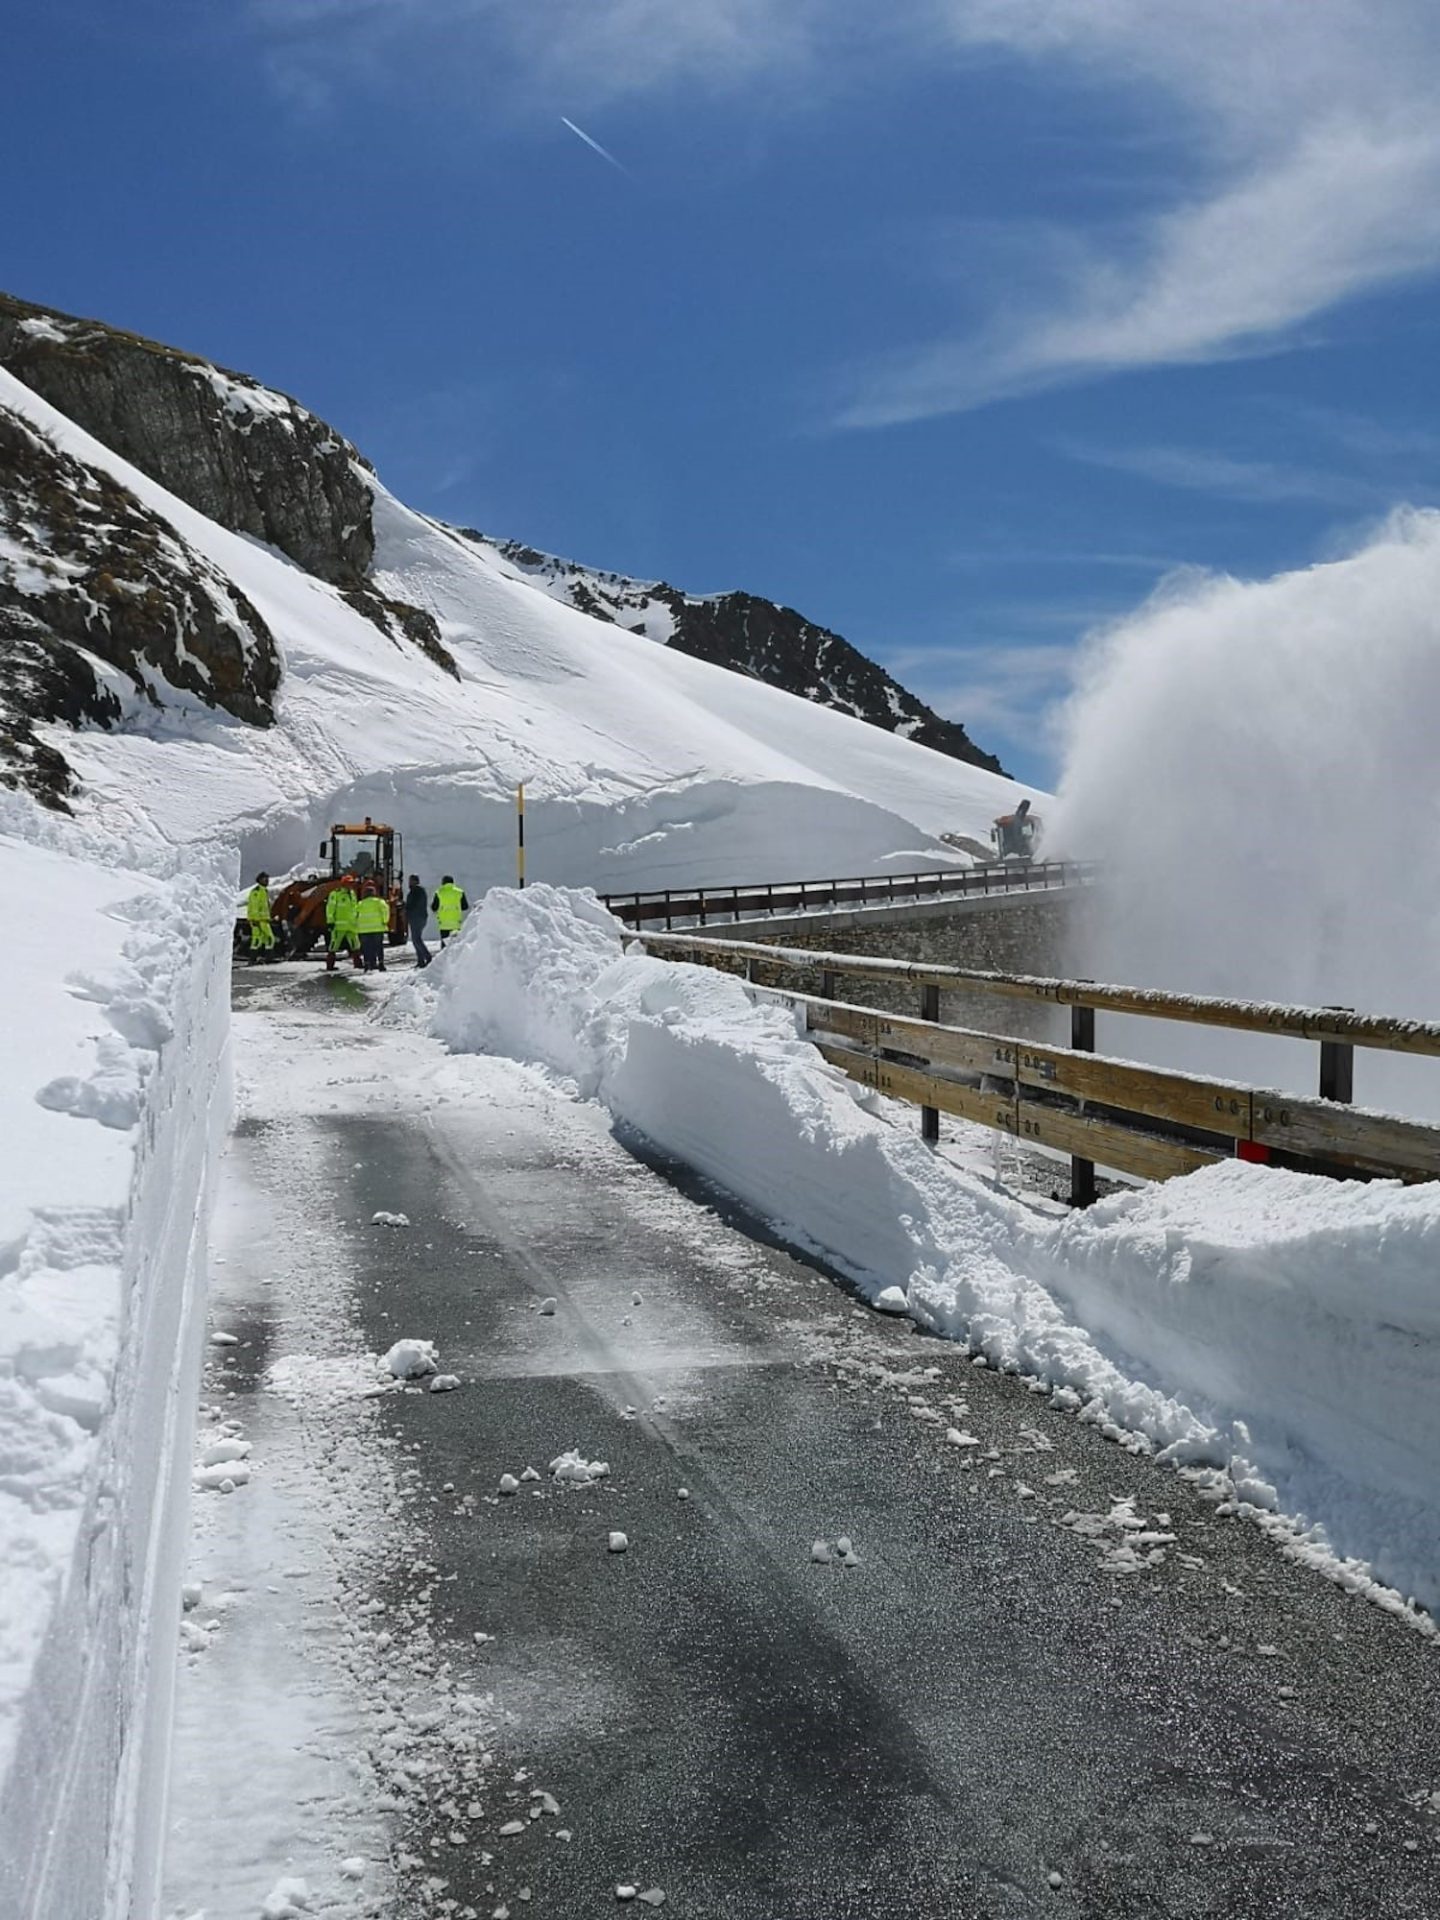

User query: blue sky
[7,1,1440,785]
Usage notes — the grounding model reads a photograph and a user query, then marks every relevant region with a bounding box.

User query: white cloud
[839,0,1440,421]
[248,0,853,117]
[245,0,1440,418]
[1268,402,1440,466]
[943,545,1184,573]
[888,638,1079,759]
[882,629,1102,758]
[1050,439,1384,510]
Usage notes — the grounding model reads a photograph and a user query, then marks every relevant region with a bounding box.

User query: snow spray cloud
[1051,508,1440,1115]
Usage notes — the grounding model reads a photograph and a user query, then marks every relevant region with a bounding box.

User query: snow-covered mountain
[460,531,1007,774]
[0,291,1039,888]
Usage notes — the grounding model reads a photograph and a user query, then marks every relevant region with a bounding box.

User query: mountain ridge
[0,290,1005,808]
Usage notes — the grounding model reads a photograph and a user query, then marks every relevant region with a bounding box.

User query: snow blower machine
[989,796,1042,864]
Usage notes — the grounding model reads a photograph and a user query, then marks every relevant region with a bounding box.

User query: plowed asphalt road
[166,966,1440,1919]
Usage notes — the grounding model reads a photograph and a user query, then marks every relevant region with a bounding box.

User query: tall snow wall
[0,851,232,1920]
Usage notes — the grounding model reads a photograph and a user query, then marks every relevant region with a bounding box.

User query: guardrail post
[920,982,940,1145]
[1319,1008,1354,1104]
[1070,999,1097,1206]
[821,968,838,1003]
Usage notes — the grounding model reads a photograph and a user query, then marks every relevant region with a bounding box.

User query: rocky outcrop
[0,290,459,723]
[0,292,374,584]
[340,584,460,681]
[671,591,1004,772]
[0,402,280,809]
[472,535,1007,775]
[0,609,120,812]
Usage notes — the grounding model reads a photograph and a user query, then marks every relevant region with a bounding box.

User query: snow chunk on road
[608,1531,629,1553]
[1060,1498,1176,1575]
[429,1374,460,1393]
[194,1460,253,1492]
[260,1876,313,1917]
[551,1449,610,1485]
[872,1285,909,1315]
[371,1210,410,1228]
[382,1338,438,1380]
[265,1352,385,1405]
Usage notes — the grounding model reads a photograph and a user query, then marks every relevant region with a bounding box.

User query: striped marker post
[517,783,526,889]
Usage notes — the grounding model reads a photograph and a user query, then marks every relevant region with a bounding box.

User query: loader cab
[319,817,403,895]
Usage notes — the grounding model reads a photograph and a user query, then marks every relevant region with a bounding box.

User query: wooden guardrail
[601,859,1095,929]
[627,930,1440,1202]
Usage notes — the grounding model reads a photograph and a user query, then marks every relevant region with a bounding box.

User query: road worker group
[244,870,470,970]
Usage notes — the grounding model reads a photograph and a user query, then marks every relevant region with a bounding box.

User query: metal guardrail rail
[601,859,1096,929]
[626,930,1440,1203]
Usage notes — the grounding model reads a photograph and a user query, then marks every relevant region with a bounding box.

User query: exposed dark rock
[0,401,281,803]
[0,611,120,811]
[0,289,457,683]
[0,290,374,584]
[672,591,1005,773]
[467,534,1007,775]
[340,584,460,681]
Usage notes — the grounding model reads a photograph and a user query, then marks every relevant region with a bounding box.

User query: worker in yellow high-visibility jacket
[432,876,470,946]
[355,885,390,974]
[246,873,276,960]
[325,879,361,972]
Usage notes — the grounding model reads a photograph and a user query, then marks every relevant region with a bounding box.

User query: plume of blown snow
[1051,508,1440,1116]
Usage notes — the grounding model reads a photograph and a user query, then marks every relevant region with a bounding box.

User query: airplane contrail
[561,117,629,176]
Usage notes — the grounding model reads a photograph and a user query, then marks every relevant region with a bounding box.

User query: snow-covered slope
[458,530,1008,773]
[1,367,1038,892]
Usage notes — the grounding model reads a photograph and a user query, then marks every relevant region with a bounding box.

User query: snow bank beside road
[0,814,232,1918]
[431,886,1440,1620]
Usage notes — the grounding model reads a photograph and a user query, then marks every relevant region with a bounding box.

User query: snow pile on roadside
[431,885,1440,1619]
[0,801,233,1918]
